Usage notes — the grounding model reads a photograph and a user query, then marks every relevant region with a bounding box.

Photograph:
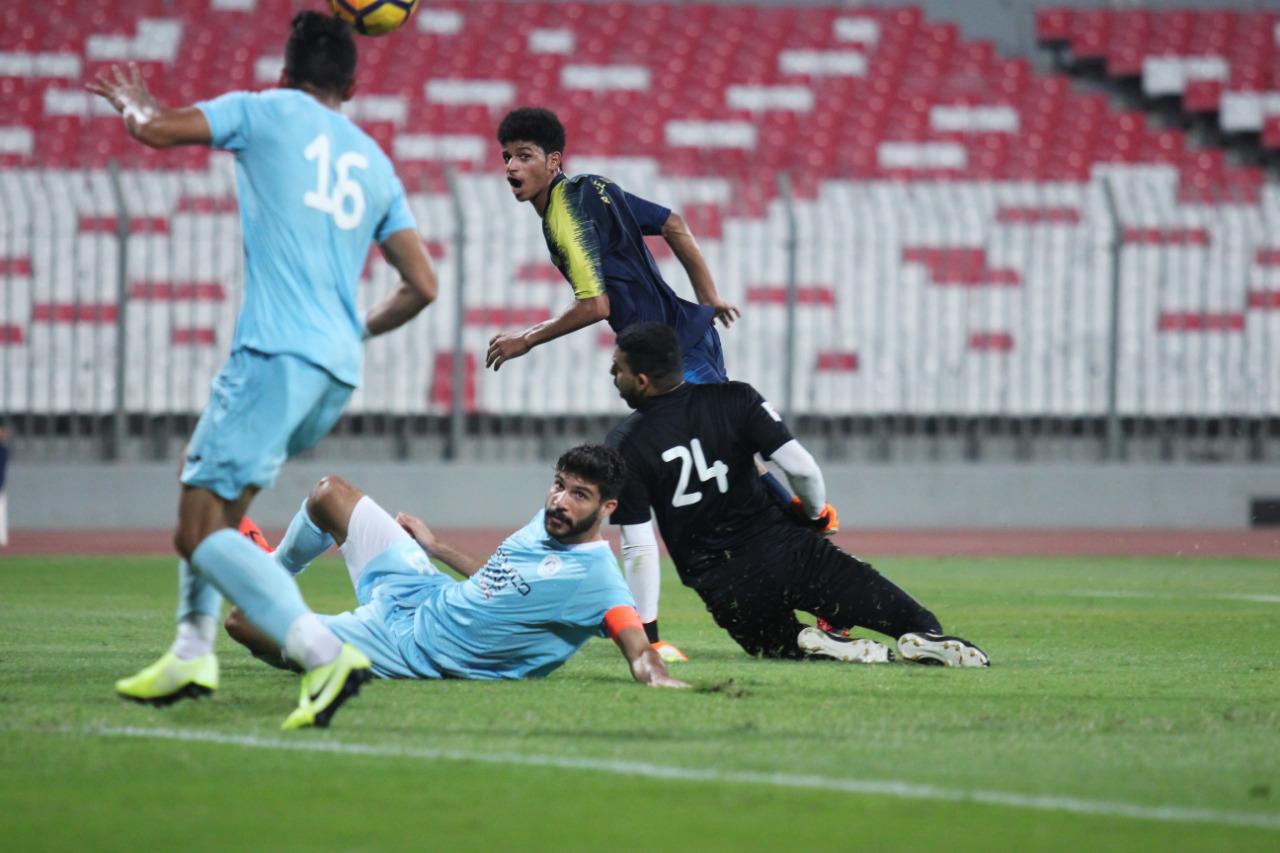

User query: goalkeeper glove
[788,497,840,535]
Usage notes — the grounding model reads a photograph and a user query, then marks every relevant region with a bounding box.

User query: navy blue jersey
[541,173,714,353]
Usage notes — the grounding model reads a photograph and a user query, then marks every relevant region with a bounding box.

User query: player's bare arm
[662,211,741,328]
[86,62,212,148]
[485,293,609,370]
[395,511,484,577]
[610,618,689,689]
[365,229,439,338]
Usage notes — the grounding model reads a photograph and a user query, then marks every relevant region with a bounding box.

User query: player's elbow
[409,269,438,307]
[582,294,610,322]
[661,211,687,240]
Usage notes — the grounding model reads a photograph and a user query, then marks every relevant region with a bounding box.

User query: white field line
[1066,591,1280,604]
[62,724,1280,832]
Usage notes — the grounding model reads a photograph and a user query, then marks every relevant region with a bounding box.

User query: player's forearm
[620,522,661,623]
[662,214,720,304]
[629,646,676,685]
[422,538,484,577]
[126,106,212,149]
[770,439,827,516]
[523,295,609,348]
[364,282,432,338]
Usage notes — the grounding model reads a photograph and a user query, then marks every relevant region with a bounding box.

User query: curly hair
[555,444,627,501]
[497,107,566,155]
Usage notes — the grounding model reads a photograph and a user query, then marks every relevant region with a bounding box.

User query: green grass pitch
[1,553,1277,851]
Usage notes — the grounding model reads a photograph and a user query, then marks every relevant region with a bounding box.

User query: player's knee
[307,474,355,522]
[172,526,197,561]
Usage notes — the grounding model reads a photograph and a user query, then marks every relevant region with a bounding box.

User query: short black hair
[284,11,356,96]
[616,322,682,386]
[497,107,566,155]
[556,444,627,502]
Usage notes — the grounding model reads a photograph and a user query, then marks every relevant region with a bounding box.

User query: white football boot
[797,626,894,663]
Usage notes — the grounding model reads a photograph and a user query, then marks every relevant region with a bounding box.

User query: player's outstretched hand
[786,497,840,535]
[396,511,437,551]
[85,62,157,119]
[486,331,531,370]
[710,297,742,329]
[648,671,691,689]
[633,648,691,688]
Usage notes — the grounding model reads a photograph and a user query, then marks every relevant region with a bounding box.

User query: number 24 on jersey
[662,439,728,507]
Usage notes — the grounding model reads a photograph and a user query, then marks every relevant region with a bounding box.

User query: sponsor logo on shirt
[476,547,532,599]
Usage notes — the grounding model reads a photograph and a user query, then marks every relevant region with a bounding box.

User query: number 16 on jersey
[303,133,368,231]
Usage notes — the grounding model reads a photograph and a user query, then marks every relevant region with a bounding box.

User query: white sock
[284,612,342,670]
[170,614,217,660]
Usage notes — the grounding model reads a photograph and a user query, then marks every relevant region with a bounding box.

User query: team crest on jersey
[537,555,563,578]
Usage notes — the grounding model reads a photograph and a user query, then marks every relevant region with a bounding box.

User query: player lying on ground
[93,12,439,729]
[605,323,990,667]
[490,107,792,656]
[225,445,688,688]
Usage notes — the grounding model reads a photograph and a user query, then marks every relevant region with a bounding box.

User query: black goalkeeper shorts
[684,524,942,659]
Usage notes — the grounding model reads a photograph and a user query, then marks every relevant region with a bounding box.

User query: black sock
[643,620,660,643]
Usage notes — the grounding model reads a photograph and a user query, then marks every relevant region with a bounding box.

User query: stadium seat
[1,1,1275,417]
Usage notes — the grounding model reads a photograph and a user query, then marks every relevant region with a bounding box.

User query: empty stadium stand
[1,1,1277,424]
[1036,7,1280,149]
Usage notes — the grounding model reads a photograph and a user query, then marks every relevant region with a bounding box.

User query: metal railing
[1,159,1277,464]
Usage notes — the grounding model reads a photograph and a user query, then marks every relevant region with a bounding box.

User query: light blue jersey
[197,89,416,386]
[325,511,636,680]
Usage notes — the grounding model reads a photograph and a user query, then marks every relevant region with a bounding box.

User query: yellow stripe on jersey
[545,180,605,300]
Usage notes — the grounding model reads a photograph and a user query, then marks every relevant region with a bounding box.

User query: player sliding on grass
[490,107,794,659]
[90,11,438,729]
[606,323,990,667]
[224,445,688,689]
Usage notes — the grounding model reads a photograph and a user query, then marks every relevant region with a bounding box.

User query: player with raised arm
[606,323,990,667]
[489,106,738,378]
[89,11,439,729]
[491,107,795,658]
[223,445,688,689]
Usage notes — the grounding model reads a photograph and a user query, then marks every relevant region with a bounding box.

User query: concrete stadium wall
[7,461,1277,530]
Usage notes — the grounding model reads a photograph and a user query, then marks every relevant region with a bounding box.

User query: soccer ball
[329,0,419,36]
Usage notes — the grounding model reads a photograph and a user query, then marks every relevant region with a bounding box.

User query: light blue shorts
[321,539,451,679]
[181,348,353,501]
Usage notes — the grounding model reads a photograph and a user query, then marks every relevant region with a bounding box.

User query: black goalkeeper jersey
[605,382,795,578]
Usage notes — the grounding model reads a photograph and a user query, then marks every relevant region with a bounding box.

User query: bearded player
[225,445,688,689]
